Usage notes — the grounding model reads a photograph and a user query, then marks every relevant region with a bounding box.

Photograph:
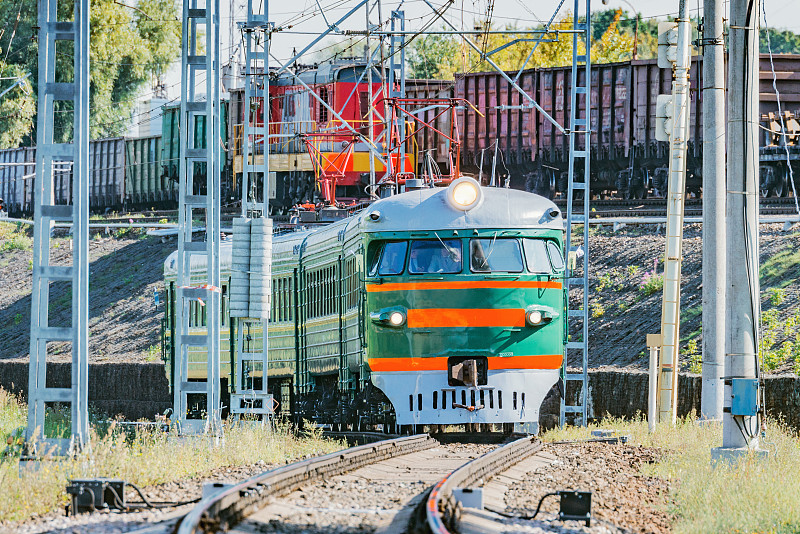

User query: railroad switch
[66,479,126,515]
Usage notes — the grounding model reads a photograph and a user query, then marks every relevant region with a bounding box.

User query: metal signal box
[559,490,592,526]
[731,379,760,417]
[66,479,126,515]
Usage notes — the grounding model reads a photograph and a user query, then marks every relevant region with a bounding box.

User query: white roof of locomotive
[163,188,561,277]
[360,186,563,233]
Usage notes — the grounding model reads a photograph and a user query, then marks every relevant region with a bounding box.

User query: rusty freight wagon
[447,54,800,199]
[0,138,127,216]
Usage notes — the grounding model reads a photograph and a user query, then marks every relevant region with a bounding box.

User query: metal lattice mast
[230,0,273,419]
[26,0,90,455]
[174,0,222,435]
[387,10,405,180]
[560,0,591,427]
[240,0,270,219]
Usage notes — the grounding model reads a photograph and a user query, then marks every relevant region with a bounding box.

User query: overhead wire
[761,0,800,216]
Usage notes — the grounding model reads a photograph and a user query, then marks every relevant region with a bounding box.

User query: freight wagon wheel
[773,165,789,197]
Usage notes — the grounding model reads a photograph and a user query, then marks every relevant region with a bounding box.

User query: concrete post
[700,0,726,421]
[718,0,761,455]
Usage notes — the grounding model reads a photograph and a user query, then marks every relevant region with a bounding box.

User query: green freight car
[160,101,232,203]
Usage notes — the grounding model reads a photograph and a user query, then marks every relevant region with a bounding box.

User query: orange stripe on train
[407,308,526,328]
[367,354,563,372]
[366,280,562,293]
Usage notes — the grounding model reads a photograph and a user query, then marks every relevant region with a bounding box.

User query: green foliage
[0,225,31,251]
[768,287,787,307]
[761,248,800,287]
[0,0,180,144]
[408,10,637,79]
[408,30,462,80]
[0,61,35,148]
[639,270,664,296]
[682,339,701,374]
[590,301,605,318]
[144,344,160,362]
[761,28,800,54]
[760,308,800,373]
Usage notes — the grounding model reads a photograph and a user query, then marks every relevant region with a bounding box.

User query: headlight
[389,311,405,326]
[526,310,543,326]
[525,307,557,326]
[370,308,407,328]
[446,177,483,211]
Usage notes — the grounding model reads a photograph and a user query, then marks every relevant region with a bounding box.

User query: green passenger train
[162,178,566,430]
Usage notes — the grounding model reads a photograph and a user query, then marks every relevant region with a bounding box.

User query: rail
[177,433,435,534]
[425,435,542,534]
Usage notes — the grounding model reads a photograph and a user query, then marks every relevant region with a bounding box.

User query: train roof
[360,186,563,233]
[163,188,561,278]
[163,228,314,278]
[273,61,386,87]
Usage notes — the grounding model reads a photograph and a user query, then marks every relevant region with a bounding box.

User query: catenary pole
[717,0,761,455]
[700,0,725,421]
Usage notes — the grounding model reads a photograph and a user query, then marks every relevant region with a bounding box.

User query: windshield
[522,239,552,273]
[547,241,565,271]
[408,239,462,274]
[368,240,408,276]
[470,238,524,273]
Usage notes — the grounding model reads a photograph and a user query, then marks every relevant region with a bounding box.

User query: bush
[639,271,664,296]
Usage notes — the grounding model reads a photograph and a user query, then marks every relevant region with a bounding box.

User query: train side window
[367,241,408,276]
[522,239,552,274]
[408,239,461,274]
[275,278,281,322]
[221,284,227,326]
[470,238,524,273]
[319,87,329,123]
[289,277,294,321]
[547,242,565,271]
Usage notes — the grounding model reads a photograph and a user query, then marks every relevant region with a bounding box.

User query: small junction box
[731,379,760,417]
[66,478,126,515]
[558,490,592,526]
[453,487,483,510]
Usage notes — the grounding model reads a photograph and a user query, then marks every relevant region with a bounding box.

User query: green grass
[0,233,32,252]
[543,416,800,533]
[0,221,32,252]
[0,389,346,524]
[761,249,800,288]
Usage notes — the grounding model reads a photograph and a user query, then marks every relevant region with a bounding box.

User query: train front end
[362,179,565,429]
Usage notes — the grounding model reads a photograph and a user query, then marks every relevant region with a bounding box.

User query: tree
[761,28,800,54]
[0,0,180,145]
[0,59,35,148]
[408,10,637,78]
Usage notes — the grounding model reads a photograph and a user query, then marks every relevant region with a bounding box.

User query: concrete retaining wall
[2,363,798,427]
[541,370,800,429]
[0,362,171,421]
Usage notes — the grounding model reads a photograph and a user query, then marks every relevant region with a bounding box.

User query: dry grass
[0,389,345,524]
[543,415,800,533]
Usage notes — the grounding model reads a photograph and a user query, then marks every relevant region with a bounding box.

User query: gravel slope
[1,221,798,373]
[0,225,174,363]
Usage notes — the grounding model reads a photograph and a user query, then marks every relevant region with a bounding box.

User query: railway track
[93,197,799,228]
[124,432,548,534]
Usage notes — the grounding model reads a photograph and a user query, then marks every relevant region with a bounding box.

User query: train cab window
[367,241,408,276]
[408,239,461,274]
[522,239,552,274]
[547,242,565,271]
[470,238,524,273]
